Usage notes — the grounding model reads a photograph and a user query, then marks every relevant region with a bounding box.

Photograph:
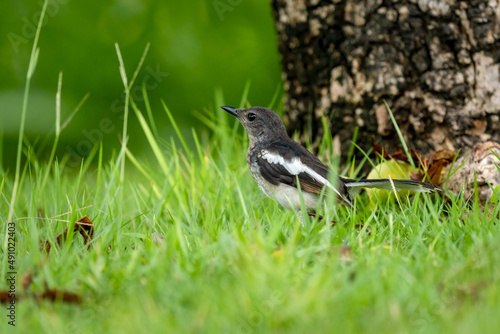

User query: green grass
[2,95,500,333]
[2,2,500,332]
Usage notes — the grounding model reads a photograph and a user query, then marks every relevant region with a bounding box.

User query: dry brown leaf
[37,289,81,304]
[0,291,13,303]
[42,215,95,253]
[339,245,352,260]
[1,285,81,304]
[372,136,390,160]
[21,272,33,292]
[372,141,456,186]
[409,170,425,182]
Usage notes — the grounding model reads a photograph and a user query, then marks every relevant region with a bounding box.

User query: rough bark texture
[445,141,500,205]
[271,0,500,160]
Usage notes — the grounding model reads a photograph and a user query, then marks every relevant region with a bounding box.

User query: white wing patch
[261,150,344,198]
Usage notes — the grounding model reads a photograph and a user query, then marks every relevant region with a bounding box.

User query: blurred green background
[0,0,282,165]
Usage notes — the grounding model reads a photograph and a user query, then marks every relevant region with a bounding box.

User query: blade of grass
[8,0,48,222]
[489,148,500,173]
[296,176,309,227]
[115,42,150,183]
[128,42,150,90]
[125,147,161,198]
[41,71,63,191]
[191,128,205,164]
[131,100,168,174]
[142,83,159,138]
[238,80,251,108]
[55,71,62,136]
[80,142,100,176]
[61,92,90,130]
[347,127,359,166]
[0,126,3,170]
[267,83,282,110]
[162,100,191,157]
[96,141,103,195]
[383,100,415,169]
[3,0,49,281]
[115,43,130,184]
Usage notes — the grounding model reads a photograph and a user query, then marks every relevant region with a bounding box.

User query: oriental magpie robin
[221,106,440,215]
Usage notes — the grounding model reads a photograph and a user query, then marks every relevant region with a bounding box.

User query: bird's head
[221,106,288,144]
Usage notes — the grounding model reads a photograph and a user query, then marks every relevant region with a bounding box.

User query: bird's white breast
[248,160,319,210]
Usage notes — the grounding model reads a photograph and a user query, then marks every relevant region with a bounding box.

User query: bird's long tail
[342,178,442,198]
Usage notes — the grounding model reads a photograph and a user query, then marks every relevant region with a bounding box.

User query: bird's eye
[247,113,256,121]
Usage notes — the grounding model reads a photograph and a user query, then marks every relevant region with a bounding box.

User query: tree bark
[445,141,500,204]
[271,0,500,161]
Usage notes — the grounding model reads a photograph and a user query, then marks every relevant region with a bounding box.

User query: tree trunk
[271,0,500,162]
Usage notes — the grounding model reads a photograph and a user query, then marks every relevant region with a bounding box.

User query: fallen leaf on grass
[37,289,81,304]
[456,281,488,302]
[371,136,455,186]
[0,288,81,304]
[372,136,421,165]
[339,245,352,261]
[438,280,489,305]
[0,291,14,303]
[41,215,95,253]
[1,273,81,304]
[21,271,33,292]
[2,215,92,304]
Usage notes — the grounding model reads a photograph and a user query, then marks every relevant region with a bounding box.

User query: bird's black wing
[255,140,349,200]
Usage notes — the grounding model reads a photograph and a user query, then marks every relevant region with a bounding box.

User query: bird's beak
[220,106,238,118]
